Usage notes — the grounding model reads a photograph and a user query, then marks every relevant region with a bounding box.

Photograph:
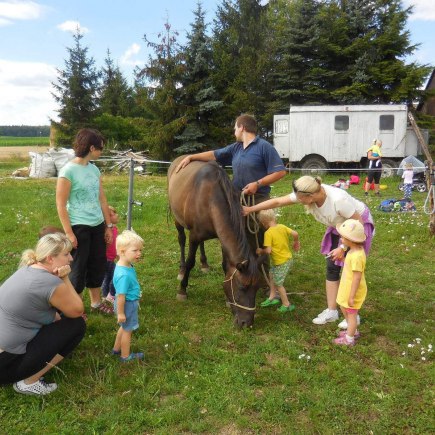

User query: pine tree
[51,31,100,144]
[176,1,223,154]
[134,19,187,159]
[211,0,269,141]
[99,50,133,117]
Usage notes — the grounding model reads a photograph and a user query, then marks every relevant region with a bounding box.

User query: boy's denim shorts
[115,299,139,331]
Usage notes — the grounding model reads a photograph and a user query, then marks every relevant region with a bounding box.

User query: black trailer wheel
[300,156,328,176]
[416,183,427,193]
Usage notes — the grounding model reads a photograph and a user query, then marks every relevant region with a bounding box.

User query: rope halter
[223,263,256,312]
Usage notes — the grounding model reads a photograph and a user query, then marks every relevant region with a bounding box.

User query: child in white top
[402,163,414,200]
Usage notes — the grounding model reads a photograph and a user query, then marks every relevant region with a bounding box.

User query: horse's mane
[212,163,258,278]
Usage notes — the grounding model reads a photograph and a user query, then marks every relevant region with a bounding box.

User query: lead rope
[423,164,435,214]
[240,192,270,288]
[223,268,256,311]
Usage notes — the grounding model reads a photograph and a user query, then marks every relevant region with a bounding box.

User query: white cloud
[0,59,58,125]
[57,20,89,34]
[403,0,435,21]
[0,0,44,21]
[0,16,11,25]
[120,43,144,67]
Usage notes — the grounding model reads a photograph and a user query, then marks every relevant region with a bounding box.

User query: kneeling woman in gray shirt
[0,233,86,396]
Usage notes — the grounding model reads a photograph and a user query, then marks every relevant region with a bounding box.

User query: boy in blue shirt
[111,230,144,362]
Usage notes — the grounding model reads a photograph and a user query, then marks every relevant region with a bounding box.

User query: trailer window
[275,119,289,134]
[335,116,349,131]
[380,115,394,130]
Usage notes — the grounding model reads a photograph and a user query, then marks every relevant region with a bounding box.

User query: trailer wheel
[416,183,427,193]
[381,159,398,178]
[300,157,327,175]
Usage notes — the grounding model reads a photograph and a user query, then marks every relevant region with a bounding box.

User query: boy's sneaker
[13,379,58,396]
[260,298,280,308]
[312,308,339,325]
[120,352,144,362]
[338,315,361,329]
[333,335,355,347]
[277,304,296,313]
[339,330,360,340]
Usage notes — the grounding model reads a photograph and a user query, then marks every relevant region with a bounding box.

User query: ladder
[408,111,434,235]
[407,111,433,165]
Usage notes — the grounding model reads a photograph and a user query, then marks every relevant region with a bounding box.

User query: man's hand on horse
[175,156,191,173]
[242,182,259,195]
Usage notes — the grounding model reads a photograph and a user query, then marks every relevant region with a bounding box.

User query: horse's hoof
[176,293,187,302]
[177,273,184,281]
[200,267,210,273]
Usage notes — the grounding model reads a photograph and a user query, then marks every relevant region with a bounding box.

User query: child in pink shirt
[102,206,119,304]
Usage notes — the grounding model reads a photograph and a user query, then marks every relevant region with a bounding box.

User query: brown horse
[168,156,263,327]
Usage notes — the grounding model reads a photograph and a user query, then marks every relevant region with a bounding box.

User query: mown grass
[0,136,50,147]
[0,160,433,434]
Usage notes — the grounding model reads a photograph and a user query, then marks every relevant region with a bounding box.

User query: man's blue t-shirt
[213,136,285,194]
[113,265,141,301]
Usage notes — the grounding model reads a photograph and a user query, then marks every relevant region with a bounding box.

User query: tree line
[51,0,433,159]
[0,126,50,137]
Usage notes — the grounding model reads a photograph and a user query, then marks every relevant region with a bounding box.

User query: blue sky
[0,0,434,126]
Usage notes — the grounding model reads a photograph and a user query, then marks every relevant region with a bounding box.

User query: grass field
[0,136,50,147]
[0,159,433,434]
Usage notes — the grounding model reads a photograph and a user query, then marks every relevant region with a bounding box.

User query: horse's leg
[175,222,186,281]
[177,238,200,301]
[220,248,231,308]
[199,242,210,273]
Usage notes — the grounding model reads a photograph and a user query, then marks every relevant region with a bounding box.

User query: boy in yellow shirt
[256,209,300,313]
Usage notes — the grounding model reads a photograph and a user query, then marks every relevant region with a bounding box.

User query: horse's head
[223,255,266,328]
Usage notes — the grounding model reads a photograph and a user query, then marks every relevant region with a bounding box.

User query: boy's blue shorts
[115,299,139,331]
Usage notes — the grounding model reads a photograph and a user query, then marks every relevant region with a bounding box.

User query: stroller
[397,156,427,193]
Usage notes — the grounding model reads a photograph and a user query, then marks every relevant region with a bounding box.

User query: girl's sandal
[91,303,114,315]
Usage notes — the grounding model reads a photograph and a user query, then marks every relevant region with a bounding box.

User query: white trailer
[273,104,426,175]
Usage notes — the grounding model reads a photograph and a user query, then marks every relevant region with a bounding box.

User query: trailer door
[273,115,290,159]
[333,114,350,161]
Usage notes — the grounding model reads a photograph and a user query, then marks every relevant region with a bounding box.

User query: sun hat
[336,219,366,243]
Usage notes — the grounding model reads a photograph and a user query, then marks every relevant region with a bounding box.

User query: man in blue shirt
[176,114,286,195]
[176,114,286,285]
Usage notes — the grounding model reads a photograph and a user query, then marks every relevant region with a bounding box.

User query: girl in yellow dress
[334,219,367,346]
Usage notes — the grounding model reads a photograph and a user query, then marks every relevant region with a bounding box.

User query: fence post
[127,158,134,230]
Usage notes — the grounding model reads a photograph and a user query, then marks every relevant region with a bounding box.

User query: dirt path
[0,146,50,160]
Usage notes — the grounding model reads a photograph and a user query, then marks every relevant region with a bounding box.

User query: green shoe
[260,298,281,308]
[277,304,296,313]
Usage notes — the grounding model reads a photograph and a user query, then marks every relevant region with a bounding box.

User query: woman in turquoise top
[56,128,114,315]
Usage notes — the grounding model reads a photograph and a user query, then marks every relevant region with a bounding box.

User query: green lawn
[0,136,50,147]
[0,160,433,434]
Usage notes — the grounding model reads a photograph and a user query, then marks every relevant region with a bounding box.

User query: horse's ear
[256,254,268,267]
[236,260,249,272]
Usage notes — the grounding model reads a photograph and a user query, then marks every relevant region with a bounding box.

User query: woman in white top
[243,176,374,326]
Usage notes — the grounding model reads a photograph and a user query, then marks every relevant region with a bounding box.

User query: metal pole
[127,157,134,230]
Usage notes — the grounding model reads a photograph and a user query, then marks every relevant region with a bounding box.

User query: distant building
[417,69,435,116]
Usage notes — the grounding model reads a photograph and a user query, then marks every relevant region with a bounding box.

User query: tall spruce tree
[330,0,431,104]
[211,0,269,141]
[99,50,133,117]
[176,1,223,153]
[51,31,100,144]
[134,19,186,159]
[268,0,322,111]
